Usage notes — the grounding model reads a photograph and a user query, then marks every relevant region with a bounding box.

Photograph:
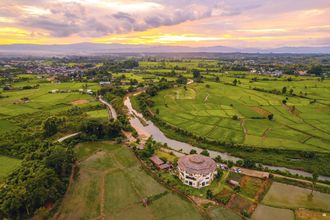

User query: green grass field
[151,80,330,152]
[56,141,203,220]
[0,81,100,119]
[0,155,21,182]
[86,109,108,119]
[262,182,330,211]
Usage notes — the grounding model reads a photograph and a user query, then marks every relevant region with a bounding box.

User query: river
[124,96,330,181]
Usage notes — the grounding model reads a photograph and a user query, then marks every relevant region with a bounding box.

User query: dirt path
[240,119,248,140]
[273,174,330,188]
[204,93,209,102]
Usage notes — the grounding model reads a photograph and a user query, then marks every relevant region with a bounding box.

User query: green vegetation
[251,204,294,220]
[262,182,330,211]
[151,81,330,152]
[86,109,108,119]
[0,155,21,182]
[56,141,203,220]
[209,206,243,220]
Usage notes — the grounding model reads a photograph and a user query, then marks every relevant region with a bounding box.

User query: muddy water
[124,96,330,181]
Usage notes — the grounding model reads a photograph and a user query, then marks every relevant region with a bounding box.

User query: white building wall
[178,167,216,188]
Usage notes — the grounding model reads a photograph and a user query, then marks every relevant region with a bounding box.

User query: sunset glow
[0,0,329,47]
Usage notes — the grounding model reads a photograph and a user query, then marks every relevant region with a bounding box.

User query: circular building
[177,154,217,188]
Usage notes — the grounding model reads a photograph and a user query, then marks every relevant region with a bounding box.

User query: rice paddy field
[209,206,243,220]
[262,182,330,211]
[0,80,100,119]
[251,204,294,220]
[151,80,330,152]
[56,141,203,220]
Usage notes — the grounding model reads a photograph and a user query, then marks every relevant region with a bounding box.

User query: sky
[0,0,329,48]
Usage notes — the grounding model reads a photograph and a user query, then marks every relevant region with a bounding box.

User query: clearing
[55,141,202,220]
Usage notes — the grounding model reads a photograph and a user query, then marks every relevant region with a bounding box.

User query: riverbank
[125,94,330,182]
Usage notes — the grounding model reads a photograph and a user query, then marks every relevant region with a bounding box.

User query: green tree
[282,86,287,94]
[192,69,201,79]
[200,150,210,157]
[308,65,322,76]
[268,113,274,120]
[42,116,63,137]
[232,79,238,86]
[206,189,214,199]
[190,149,197,154]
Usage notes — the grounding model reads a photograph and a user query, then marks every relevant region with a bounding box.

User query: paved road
[57,132,81,143]
[99,96,118,120]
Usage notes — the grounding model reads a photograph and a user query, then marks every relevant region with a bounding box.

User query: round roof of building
[178,154,216,175]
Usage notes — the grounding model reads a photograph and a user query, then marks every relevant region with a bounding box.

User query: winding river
[124,96,330,181]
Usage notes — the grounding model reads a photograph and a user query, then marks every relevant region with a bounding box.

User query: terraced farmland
[151,80,330,152]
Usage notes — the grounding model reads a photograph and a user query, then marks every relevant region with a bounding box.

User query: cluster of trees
[80,118,122,140]
[0,145,74,219]
[3,84,40,91]
[146,78,174,97]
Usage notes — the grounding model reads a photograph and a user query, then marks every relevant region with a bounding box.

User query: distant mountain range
[0,43,329,56]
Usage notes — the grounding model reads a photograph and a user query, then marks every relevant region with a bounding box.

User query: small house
[150,155,172,170]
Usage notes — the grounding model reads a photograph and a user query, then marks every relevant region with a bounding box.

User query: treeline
[0,144,74,219]
[0,97,125,218]
[3,84,40,91]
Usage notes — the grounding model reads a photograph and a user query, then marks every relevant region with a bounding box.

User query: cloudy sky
[0,0,329,47]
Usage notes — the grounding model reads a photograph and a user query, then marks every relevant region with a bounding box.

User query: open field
[262,182,330,211]
[0,155,21,182]
[0,81,100,119]
[209,206,243,220]
[56,141,203,220]
[86,109,109,119]
[251,204,294,220]
[295,208,330,220]
[240,176,264,199]
[151,81,330,152]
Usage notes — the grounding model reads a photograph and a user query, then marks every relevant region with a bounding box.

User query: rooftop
[178,154,216,175]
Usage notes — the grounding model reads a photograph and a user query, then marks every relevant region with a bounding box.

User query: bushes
[80,118,121,139]
[0,145,74,219]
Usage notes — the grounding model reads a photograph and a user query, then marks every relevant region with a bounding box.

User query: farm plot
[151,81,330,152]
[262,182,330,211]
[209,206,243,220]
[56,141,202,220]
[251,204,294,220]
[0,82,100,118]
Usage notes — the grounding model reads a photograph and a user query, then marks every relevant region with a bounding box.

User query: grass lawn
[0,119,18,133]
[262,182,330,211]
[86,109,108,119]
[57,141,202,220]
[0,155,21,182]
